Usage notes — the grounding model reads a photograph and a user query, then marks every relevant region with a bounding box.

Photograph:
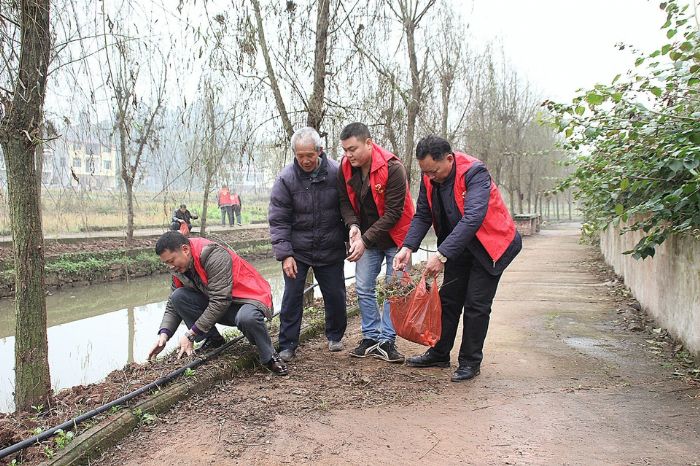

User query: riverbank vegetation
[0,228,273,298]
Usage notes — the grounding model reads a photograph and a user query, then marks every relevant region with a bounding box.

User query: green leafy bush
[546,0,700,258]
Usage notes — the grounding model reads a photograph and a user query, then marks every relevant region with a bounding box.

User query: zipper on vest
[493,259,496,268]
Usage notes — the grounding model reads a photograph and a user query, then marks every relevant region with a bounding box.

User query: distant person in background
[231,189,242,226]
[217,185,234,226]
[170,204,198,232]
[268,126,348,361]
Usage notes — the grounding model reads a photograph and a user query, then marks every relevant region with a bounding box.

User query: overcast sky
[459,0,670,102]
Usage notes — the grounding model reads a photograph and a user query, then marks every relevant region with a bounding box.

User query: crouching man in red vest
[147,231,288,375]
[338,122,415,363]
[393,135,521,382]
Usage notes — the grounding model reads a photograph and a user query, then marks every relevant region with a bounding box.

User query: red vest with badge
[423,152,516,263]
[173,238,273,312]
[231,193,240,206]
[341,143,415,247]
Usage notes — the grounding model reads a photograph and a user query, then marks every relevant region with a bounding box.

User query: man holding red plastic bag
[387,271,442,348]
[393,136,522,382]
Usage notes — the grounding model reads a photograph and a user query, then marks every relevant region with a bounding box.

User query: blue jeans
[355,246,400,343]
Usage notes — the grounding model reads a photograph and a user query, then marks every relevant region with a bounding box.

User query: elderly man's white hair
[291,127,323,153]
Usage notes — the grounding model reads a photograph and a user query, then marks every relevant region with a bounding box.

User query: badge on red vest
[340,143,415,247]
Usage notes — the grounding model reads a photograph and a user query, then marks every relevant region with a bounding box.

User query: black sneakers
[349,339,379,358]
[373,341,405,363]
[264,352,289,376]
[405,349,450,368]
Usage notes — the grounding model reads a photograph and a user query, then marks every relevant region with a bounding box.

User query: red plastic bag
[179,222,190,236]
[389,274,442,347]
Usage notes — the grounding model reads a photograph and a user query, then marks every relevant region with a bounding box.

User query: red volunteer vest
[173,238,273,313]
[424,152,516,262]
[341,143,415,247]
[231,194,240,205]
[218,188,232,205]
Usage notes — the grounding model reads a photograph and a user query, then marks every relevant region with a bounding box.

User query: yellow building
[66,140,118,190]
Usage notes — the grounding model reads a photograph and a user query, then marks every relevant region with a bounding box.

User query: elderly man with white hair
[268,127,348,361]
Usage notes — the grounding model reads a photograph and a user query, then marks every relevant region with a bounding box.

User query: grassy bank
[0,236,273,298]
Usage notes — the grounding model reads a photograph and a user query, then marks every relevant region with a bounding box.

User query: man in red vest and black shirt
[394,135,521,382]
[147,231,288,375]
[338,122,415,363]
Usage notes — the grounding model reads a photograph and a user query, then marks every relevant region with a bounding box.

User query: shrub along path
[92,224,700,465]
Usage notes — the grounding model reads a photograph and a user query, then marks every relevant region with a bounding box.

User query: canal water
[0,240,436,412]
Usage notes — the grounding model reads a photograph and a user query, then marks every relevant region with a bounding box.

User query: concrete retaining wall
[600,225,700,357]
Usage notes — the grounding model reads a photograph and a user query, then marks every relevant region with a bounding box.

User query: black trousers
[431,254,502,367]
[278,260,347,351]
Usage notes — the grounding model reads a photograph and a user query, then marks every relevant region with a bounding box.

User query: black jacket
[172,209,198,224]
[268,152,346,266]
[402,162,521,275]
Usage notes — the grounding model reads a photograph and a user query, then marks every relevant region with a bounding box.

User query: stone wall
[600,225,700,357]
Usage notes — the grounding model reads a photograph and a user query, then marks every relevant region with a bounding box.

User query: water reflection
[0,239,436,412]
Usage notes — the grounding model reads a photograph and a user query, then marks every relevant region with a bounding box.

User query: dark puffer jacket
[268,152,346,266]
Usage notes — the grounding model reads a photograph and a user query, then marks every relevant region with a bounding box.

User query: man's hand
[393,247,412,272]
[147,333,169,360]
[424,254,445,277]
[177,334,195,358]
[349,225,361,243]
[347,236,366,262]
[178,218,184,223]
[283,256,297,279]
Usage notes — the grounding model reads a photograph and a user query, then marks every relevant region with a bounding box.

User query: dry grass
[0,190,270,235]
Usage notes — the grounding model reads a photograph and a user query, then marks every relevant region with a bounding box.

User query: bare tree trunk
[124,179,135,242]
[440,79,450,138]
[250,0,294,139]
[306,0,331,131]
[383,84,401,156]
[568,190,572,220]
[0,0,52,412]
[200,176,212,237]
[403,21,421,184]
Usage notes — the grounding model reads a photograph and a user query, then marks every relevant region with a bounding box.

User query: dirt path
[95,224,700,465]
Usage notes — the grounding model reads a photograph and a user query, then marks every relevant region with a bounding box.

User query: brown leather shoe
[264,353,289,376]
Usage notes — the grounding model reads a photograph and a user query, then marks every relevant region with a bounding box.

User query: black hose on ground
[0,332,246,460]
[0,274,356,460]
